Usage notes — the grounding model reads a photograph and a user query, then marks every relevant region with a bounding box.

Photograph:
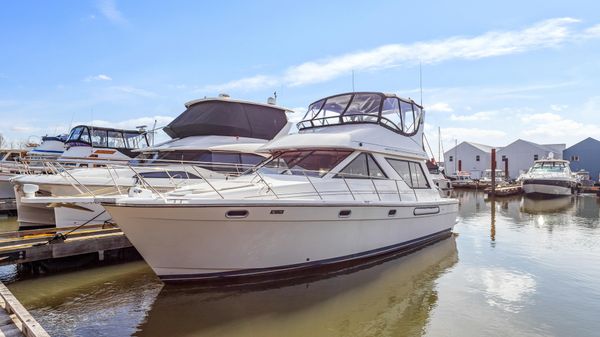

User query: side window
[386,158,430,188]
[91,129,108,147]
[409,162,429,188]
[240,154,265,167]
[449,156,453,162]
[476,155,480,162]
[400,101,415,133]
[80,128,91,143]
[337,153,368,178]
[336,153,387,179]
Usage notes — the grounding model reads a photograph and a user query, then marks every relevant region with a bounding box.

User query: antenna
[419,61,423,106]
[352,70,355,92]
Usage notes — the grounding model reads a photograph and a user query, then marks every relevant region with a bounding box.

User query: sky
[1,0,600,159]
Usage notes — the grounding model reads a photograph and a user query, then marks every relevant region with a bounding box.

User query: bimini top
[65,125,149,149]
[297,92,424,136]
[163,97,292,141]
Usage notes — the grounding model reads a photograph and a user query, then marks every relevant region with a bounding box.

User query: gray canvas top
[163,99,289,140]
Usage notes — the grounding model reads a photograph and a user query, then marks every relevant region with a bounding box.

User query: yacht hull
[522,179,575,197]
[104,201,458,282]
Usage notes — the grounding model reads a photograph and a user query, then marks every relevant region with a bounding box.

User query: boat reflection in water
[136,237,458,337]
[520,196,574,214]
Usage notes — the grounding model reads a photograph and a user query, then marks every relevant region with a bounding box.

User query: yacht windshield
[257,150,352,177]
[530,162,567,173]
[299,92,422,135]
[131,150,265,172]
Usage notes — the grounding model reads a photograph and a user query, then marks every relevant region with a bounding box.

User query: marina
[0,190,598,336]
[2,2,600,335]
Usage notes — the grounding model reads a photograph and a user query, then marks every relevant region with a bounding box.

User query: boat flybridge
[521,159,577,197]
[15,96,292,229]
[96,91,459,283]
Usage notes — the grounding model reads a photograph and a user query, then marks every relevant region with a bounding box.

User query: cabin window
[80,128,91,143]
[107,131,126,148]
[258,150,352,177]
[449,156,453,162]
[335,153,387,179]
[342,94,382,122]
[476,155,480,162]
[318,94,352,119]
[305,99,325,119]
[400,101,416,134]
[380,98,402,131]
[91,129,108,147]
[534,154,539,161]
[386,159,430,189]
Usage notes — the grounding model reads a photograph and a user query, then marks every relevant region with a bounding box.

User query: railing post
[394,180,402,201]
[370,178,381,201]
[303,171,323,200]
[128,164,167,201]
[255,170,279,199]
[190,166,225,199]
[341,176,356,200]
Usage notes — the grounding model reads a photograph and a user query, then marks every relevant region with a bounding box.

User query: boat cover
[163,100,287,140]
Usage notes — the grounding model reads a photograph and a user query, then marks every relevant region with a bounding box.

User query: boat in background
[26,134,67,162]
[521,159,577,197]
[426,160,452,196]
[98,91,458,283]
[14,95,292,229]
[479,169,506,186]
[0,149,30,199]
[449,171,473,188]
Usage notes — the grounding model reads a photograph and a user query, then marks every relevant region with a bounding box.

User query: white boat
[0,149,30,199]
[26,135,67,161]
[521,159,577,197]
[449,171,473,187]
[479,169,506,184]
[98,92,459,283]
[426,160,452,194]
[14,96,291,228]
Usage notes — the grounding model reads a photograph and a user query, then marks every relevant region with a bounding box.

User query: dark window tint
[259,150,352,177]
[386,158,430,188]
[336,153,387,179]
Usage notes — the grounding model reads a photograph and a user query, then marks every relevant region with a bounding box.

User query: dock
[484,184,523,197]
[0,281,49,337]
[0,224,133,267]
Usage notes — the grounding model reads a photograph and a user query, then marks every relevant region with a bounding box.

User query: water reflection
[136,237,458,337]
[520,196,574,214]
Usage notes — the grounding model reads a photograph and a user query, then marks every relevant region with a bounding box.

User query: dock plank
[0,282,49,337]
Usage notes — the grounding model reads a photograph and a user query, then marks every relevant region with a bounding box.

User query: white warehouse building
[497,139,565,179]
[443,141,496,179]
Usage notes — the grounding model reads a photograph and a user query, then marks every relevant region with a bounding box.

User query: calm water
[1,191,599,337]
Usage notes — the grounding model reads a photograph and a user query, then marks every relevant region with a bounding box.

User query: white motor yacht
[521,159,577,197]
[479,169,506,185]
[14,96,291,228]
[95,92,459,283]
[26,135,67,161]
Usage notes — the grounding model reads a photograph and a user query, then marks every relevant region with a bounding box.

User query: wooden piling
[491,149,496,195]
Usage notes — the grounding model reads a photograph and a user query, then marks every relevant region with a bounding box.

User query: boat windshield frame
[297,92,424,136]
[65,125,149,149]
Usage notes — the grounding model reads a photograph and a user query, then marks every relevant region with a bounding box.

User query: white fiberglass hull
[104,200,458,282]
[0,174,15,199]
[522,179,575,197]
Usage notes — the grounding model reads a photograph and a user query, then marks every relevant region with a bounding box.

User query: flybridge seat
[297,92,424,136]
[65,125,149,150]
[163,98,291,141]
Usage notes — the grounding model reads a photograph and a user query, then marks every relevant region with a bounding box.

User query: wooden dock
[0,281,49,337]
[484,184,523,197]
[0,224,132,267]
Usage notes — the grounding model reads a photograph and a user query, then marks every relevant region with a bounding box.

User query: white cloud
[583,24,600,38]
[427,102,454,113]
[96,0,127,24]
[549,104,568,111]
[520,112,563,123]
[203,17,596,91]
[450,111,495,121]
[441,127,507,145]
[84,74,112,82]
[108,86,157,97]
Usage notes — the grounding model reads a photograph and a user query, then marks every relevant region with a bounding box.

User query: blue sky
[1,0,600,158]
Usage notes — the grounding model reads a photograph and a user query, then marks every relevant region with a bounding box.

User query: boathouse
[443,141,495,179]
[563,137,600,181]
[496,139,565,179]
